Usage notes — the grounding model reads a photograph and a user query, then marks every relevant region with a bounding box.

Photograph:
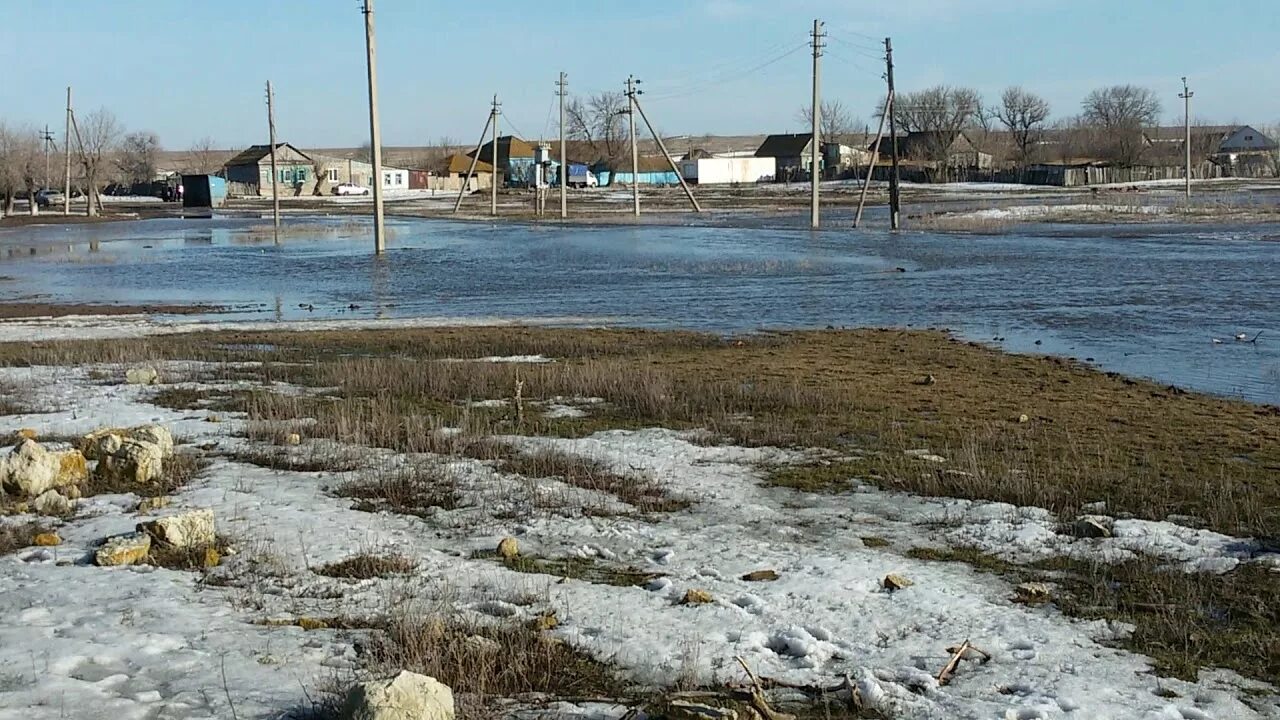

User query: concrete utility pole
[266,81,280,229]
[558,72,568,219]
[362,0,386,254]
[1180,76,1194,199]
[855,91,892,228]
[491,94,501,216]
[40,126,54,188]
[810,19,825,229]
[452,109,493,213]
[626,75,641,217]
[63,87,72,215]
[631,93,701,212]
[885,37,901,230]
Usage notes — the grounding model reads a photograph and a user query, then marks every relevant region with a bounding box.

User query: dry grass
[906,545,1280,684]
[315,553,418,580]
[477,551,662,587]
[146,536,232,572]
[227,445,364,474]
[335,461,460,516]
[371,601,628,702]
[80,450,211,499]
[0,521,53,555]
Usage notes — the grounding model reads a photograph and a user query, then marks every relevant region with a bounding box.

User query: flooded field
[1,215,1276,403]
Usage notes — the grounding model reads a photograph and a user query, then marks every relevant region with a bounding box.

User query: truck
[564,163,598,189]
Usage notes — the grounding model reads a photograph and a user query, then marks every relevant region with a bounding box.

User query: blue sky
[1,0,1277,151]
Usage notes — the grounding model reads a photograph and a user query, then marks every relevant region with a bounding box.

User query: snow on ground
[0,364,1277,719]
[0,315,614,343]
[955,204,1171,220]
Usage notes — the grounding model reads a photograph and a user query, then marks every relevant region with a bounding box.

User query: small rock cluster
[339,670,454,720]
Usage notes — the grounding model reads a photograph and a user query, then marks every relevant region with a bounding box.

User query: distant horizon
[2,0,1277,151]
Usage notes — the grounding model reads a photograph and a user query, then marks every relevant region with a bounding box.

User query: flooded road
[1,215,1277,404]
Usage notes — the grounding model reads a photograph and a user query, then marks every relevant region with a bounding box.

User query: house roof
[755,134,813,158]
[1145,125,1237,142]
[873,131,983,157]
[224,143,311,166]
[468,135,536,163]
[440,153,494,174]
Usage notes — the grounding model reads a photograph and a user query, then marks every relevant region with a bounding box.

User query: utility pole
[557,72,568,219]
[1180,76,1193,199]
[626,75,641,217]
[63,87,72,215]
[810,19,824,229]
[40,126,54,188]
[362,0,386,254]
[631,93,701,212]
[491,94,501,216]
[266,81,280,229]
[885,37,901,230]
[855,91,892,228]
[452,109,493,213]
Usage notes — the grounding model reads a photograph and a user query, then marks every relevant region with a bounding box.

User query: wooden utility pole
[558,72,568,219]
[491,94,501,216]
[855,91,891,228]
[626,75,641,216]
[1180,76,1193,199]
[266,81,280,228]
[63,87,72,215]
[452,109,493,213]
[885,37,901,230]
[631,93,701,213]
[362,0,386,254]
[40,125,54,188]
[810,19,824,229]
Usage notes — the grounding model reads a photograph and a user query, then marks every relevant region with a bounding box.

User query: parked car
[34,189,66,208]
[333,183,370,196]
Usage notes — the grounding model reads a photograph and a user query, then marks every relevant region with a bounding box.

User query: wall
[682,157,776,184]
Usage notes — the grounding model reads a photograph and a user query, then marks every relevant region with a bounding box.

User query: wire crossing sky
[1,0,1276,149]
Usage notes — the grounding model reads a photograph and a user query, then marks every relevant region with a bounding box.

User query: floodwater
[1,215,1277,404]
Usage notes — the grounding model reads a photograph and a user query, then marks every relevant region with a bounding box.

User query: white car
[333,182,370,196]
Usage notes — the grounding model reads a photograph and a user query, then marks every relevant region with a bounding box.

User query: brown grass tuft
[315,553,418,580]
[0,521,55,555]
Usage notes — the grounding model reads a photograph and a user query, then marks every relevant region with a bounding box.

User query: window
[384,172,393,186]
[327,168,340,182]
[395,172,404,185]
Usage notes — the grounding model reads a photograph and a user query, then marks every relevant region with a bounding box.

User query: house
[302,155,411,193]
[679,150,776,184]
[408,154,494,191]
[755,134,820,180]
[467,135,536,187]
[874,132,993,170]
[597,156,680,186]
[223,143,313,196]
[821,143,874,173]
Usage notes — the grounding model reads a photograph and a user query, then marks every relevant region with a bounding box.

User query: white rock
[97,438,165,485]
[138,509,215,549]
[125,366,159,385]
[0,439,87,497]
[32,489,73,516]
[95,532,152,566]
[129,425,174,459]
[340,671,454,720]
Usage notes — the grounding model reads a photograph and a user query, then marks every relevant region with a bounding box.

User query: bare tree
[1080,85,1162,166]
[796,100,862,145]
[311,156,331,196]
[0,123,43,216]
[1265,122,1280,177]
[75,108,123,215]
[566,92,628,184]
[117,131,161,186]
[891,86,982,175]
[187,137,221,174]
[995,87,1052,167]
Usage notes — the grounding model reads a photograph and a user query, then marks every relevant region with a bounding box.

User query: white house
[309,155,410,191]
[679,150,776,185]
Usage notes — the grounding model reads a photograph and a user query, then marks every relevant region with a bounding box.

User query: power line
[644,41,811,102]
[828,34,885,57]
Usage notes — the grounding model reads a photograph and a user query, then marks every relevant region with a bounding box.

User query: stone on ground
[125,366,160,385]
[33,532,61,547]
[0,439,88,497]
[96,438,165,485]
[95,532,152,566]
[883,573,914,591]
[32,489,73,516]
[496,536,519,559]
[82,425,174,462]
[741,569,779,582]
[681,588,714,605]
[138,509,215,549]
[1072,515,1113,539]
[339,670,455,720]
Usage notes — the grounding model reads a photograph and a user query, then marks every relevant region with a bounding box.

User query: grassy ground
[3,325,1278,688]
